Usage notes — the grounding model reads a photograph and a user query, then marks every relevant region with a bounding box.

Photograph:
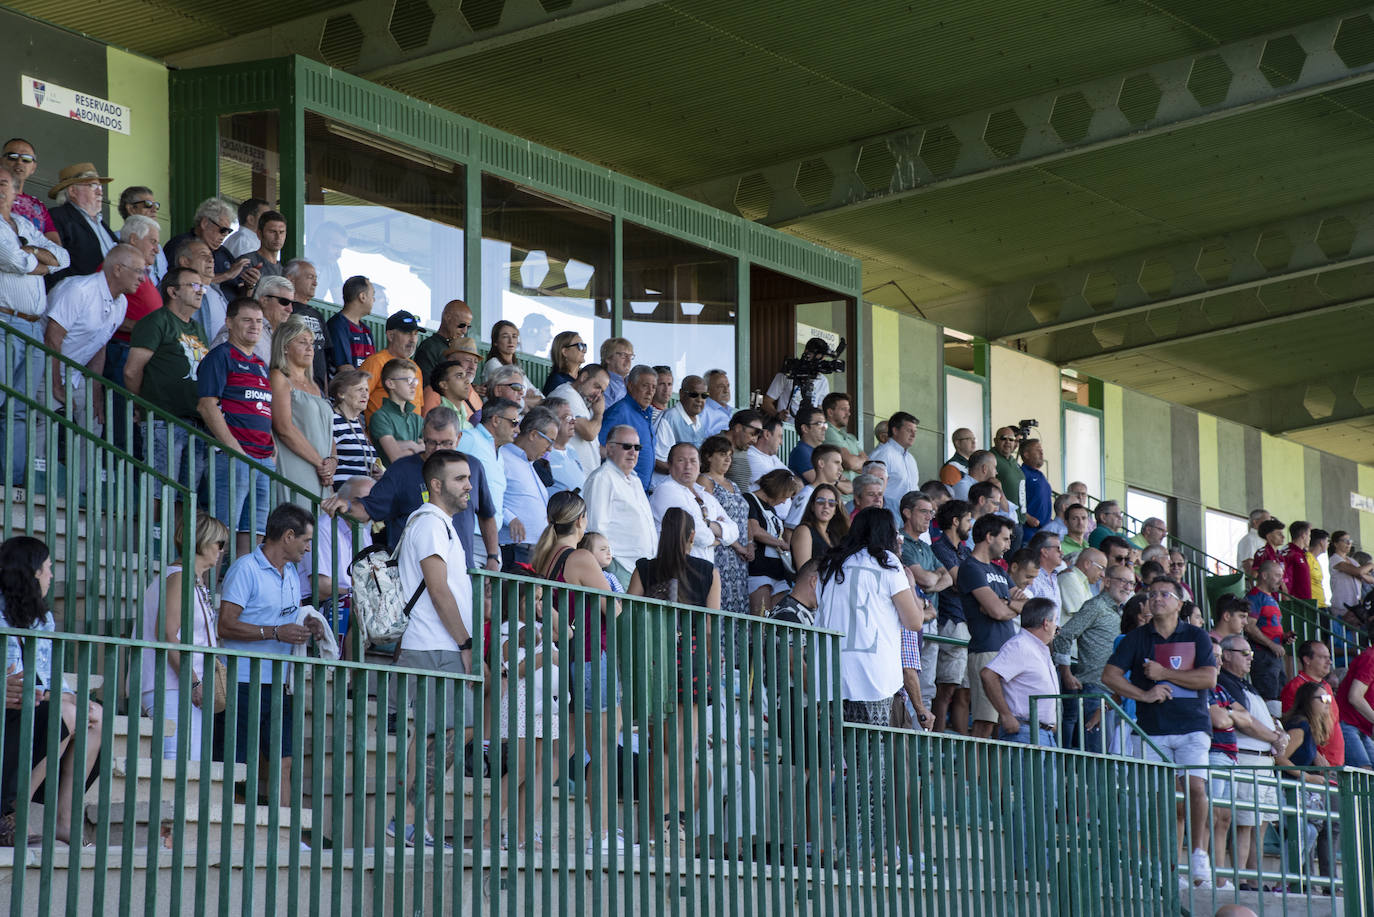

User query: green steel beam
[675,8,1374,227]
[943,198,1374,344]
[1191,370,1374,435]
[163,0,662,76]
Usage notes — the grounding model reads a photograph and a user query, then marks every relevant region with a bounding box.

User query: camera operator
[763,336,834,421]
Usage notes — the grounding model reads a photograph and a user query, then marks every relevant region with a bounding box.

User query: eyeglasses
[682,391,708,399]
[3,152,34,164]
[131,199,160,211]
[1147,592,1180,602]
[1086,559,1105,570]
[564,341,588,352]
[1223,648,1254,657]
[609,442,642,452]
[614,352,635,361]
[534,429,555,446]
[1105,577,1134,585]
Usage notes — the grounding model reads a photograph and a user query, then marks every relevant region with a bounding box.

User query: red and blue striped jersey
[198,343,274,459]
[326,313,376,370]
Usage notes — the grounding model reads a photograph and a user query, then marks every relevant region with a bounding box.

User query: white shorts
[935,620,970,688]
[967,651,999,724]
[1142,730,1210,779]
[1208,750,1236,803]
[1232,751,1279,826]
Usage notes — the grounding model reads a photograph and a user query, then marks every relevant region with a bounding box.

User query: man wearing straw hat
[47,161,118,287]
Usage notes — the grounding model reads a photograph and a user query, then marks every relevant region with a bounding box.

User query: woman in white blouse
[139,512,229,760]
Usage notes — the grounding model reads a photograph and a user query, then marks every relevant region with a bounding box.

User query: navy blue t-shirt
[360,451,495,566]
[788,441,815,478]
[931,535,969,623]
[958,555,1015,652]
[1106,620,1217,737]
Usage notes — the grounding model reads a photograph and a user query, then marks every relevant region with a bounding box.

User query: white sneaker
[587,828,635,857]
[1188,848,1212,887]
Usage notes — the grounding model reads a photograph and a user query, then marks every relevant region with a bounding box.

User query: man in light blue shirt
[652,374,709,489]
[701,369,733,437]
[458,397,519,562]
[216,503,326,800]
[498,407,558,565]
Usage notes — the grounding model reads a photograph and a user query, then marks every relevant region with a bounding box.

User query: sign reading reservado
[21,75,131,135]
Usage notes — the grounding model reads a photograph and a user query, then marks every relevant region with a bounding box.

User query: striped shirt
[198,342,273,459]
[332,411,376,485]
[326,313,375,369]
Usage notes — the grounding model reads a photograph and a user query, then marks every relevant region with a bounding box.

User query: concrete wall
[0,9,169,237]
[988,347,1063,490]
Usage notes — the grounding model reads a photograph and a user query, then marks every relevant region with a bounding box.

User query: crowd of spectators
[1,160,1371,894]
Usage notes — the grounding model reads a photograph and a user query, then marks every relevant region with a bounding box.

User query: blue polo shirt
[788,441,815,478]
[359,450,495,563]
[220,547,300,683]
[599,396,655,490]
[1022,463,1052,538]
[1106,619,1216,737]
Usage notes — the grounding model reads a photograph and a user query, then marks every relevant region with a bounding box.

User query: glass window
[1205,508,1249,574]
[218,112,281,212]
[946,372,986,457]
[302,111,464,327]
[480,174,611,360]
[622,222,737,382]
[1126,488,1169,535]
[1062,407,1102,498]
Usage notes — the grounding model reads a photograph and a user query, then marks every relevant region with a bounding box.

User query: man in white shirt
[748,415,788,486]
[761,337,832,421]
[652,374,709,489]
[786,444,847,531]
[497,406,558,565]
[457,397,519,564]
[650,441,739,562]
[582,424,656,588]
[0,169,68,483]
[548,362,608,476]
[1237,508,1270,576]
[223,197,270,258]
[870,411,921,503]
[394,449,474,846]
[42,244,144,431]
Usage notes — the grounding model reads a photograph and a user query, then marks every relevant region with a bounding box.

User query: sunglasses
[131,199,160,211]
[564,341,588,352]
[210,221,232,235]
[814,498,838,507]
[265,294,295,307]
[3,152,34,164]
[502,382,526,393]
[534,429,555,445]
[609,442,642,452]
[682,391,708,399]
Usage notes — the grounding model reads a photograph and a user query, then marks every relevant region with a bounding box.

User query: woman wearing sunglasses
[542,330,588,395]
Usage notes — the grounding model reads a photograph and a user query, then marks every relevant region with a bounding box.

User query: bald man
[414,298,473,381]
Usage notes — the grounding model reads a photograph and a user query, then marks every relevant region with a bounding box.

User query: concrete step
[105,756,246,807]
[108,714,172,762]
[90,797,314,852]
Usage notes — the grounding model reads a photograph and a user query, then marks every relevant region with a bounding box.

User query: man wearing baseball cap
[360,310,423,422]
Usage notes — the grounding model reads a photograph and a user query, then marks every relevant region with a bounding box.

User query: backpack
[350,509,452,650]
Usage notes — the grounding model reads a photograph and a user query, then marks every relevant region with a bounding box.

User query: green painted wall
[106,47,169,237]
[864,303,943,477]
[989,347,1063,490]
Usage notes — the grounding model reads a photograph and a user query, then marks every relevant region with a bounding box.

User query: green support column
[735,257,750,409]
[611,214,624,339]
[465,167,482,328]
[282,75,305,263]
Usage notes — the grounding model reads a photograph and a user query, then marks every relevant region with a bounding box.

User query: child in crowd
[578,531,624,594]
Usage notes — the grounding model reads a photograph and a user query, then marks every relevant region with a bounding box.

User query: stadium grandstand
[2,3,1374,916]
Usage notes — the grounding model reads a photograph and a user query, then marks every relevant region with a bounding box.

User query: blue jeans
[1060,683,1107,753]
[211,450,274,534]
[1001,721,1058,873]
[145,418,207,491]
[0,316,45,485]
[103,338,135,452]
[1341,723,1374,768]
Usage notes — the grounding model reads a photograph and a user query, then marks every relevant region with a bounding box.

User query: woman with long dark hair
[1280,680,1338,880]
[627,507,720,850]
[790,483,848,571]
[814,506,924,726]
[0,536,103,846]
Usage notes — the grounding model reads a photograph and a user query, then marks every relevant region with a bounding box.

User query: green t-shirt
[129,307,209,420]
[823,425,863,480]
[993,451,1026,522]
[369,399,423,466]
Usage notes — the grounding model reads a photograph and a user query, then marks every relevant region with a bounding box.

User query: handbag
[195,581,228,714]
